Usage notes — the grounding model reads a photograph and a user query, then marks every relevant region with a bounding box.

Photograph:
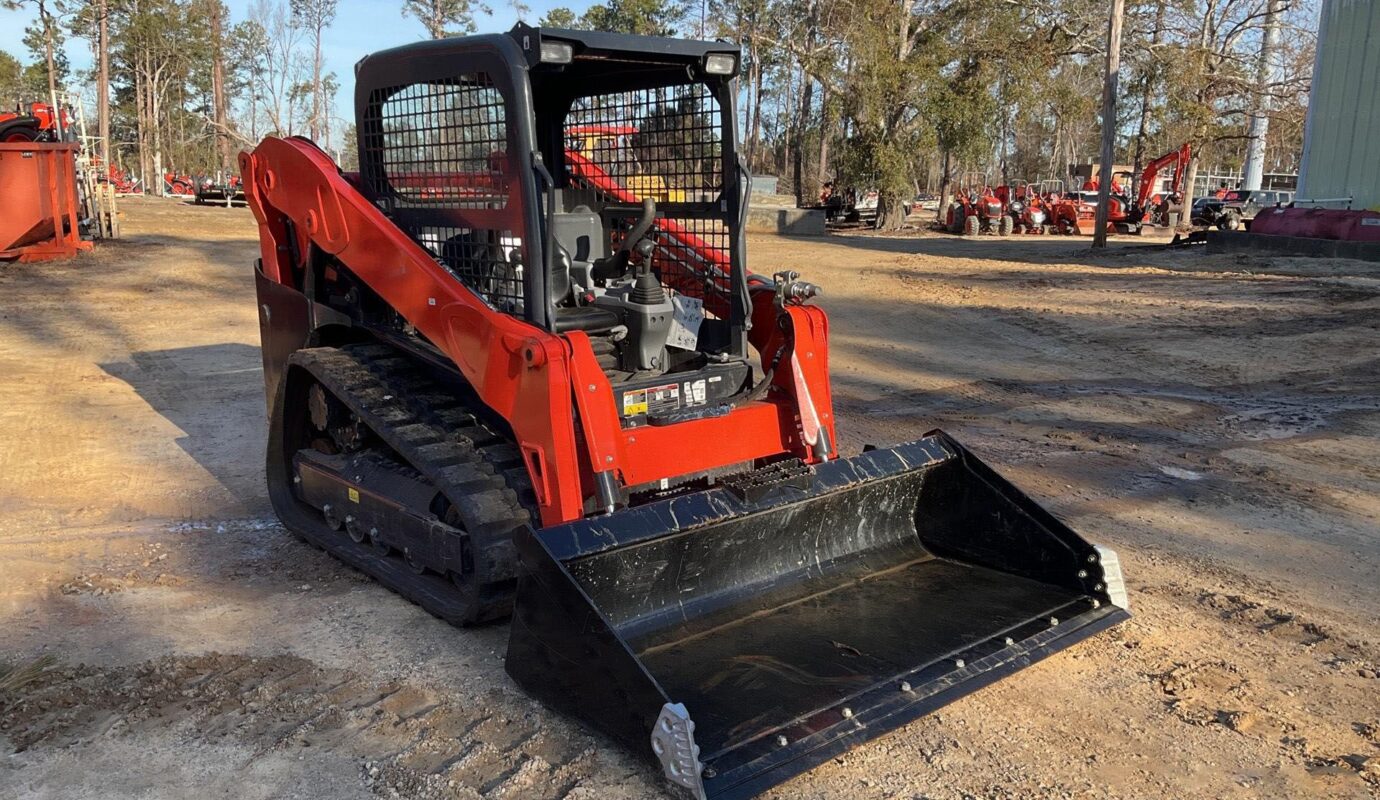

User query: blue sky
[0,0,592,144]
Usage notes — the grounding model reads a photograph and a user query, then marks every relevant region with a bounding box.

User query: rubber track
[288,344,535,624]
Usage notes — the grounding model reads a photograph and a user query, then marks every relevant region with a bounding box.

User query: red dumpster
[0,142,92,262]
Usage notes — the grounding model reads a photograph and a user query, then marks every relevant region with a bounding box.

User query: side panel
[254,262,311,413]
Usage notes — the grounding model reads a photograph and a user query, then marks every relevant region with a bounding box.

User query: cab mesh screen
[562,83,732,317]
[361,75,525,315]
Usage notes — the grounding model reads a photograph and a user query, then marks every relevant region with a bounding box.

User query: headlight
[539,40,573,64]
[704,53,738,75]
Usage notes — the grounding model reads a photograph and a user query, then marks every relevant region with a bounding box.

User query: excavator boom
[1136,142,1192,211]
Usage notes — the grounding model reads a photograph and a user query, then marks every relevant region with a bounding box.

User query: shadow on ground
[100,344,270,515]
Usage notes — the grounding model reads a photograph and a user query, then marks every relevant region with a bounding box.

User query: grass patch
[0,655,56,695]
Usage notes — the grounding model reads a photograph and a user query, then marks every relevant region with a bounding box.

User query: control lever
[621,197,657,256]
[630,238,665,305]
[593,198,658,283]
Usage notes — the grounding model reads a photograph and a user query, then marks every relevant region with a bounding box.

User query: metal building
[1297,0,1380,210]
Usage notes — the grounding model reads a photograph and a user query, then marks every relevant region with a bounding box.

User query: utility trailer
[195,174,246,205]
[240,25,1130,799]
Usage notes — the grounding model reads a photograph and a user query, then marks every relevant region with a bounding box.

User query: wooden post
[1092,0,1126,249]
[107,183,120,239]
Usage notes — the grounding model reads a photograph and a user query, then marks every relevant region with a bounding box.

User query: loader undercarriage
[272,344,535,624]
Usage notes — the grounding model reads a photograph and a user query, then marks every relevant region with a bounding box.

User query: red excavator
[1052,144,1190,235]
[241,26,1129,799]
[1130,142,1191,228]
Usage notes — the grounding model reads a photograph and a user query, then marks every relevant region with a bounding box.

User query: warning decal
[622,383,681,417]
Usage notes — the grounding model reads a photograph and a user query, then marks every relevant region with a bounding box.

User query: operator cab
[354,25,750,426]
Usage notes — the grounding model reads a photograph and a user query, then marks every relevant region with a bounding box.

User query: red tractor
[997,182,1050,234]
[88,157,141,194]
[164,171,196,195]
[240,26,1129,799]
[109,166,140,194]
[0,102,71,143]
[946,179,1011,236]
[1050,190,1103,235]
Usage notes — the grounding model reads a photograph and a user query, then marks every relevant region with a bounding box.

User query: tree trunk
[816,83,830,194]
[1242,0,1284,190]
[98,0,110,168]
[792,76,813,206]
[1092,0,1126,249]
[1179,153,1199,230]
[311,27,324,142]
[780,67,794,182]
[137,51,150,193]
[1132,0,1166,200]
[152,74,164,196]
[747,35,762,172]
[211,1,232,172]
[936,149,952,224]
[998,76,1010,186]
[39,1,62,139]
[876,192,906,230]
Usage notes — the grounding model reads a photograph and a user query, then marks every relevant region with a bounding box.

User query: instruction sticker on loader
[622,383,681,417]
[667,294,705,350]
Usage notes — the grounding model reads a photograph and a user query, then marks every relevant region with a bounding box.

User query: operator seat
[550,205,619,333]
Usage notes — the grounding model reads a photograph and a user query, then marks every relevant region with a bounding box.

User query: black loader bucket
[506,432,1129,799]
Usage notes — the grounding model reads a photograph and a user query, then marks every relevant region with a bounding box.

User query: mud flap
[505,432,1130,799]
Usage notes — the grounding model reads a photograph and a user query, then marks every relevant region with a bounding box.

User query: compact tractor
[0,102,71,142]
[164,171,196,195]
[997,182,1050,234]
[946,178,1011,235]
[240,26,1129,799]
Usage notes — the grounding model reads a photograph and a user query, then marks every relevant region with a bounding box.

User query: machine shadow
[99,343,271,517]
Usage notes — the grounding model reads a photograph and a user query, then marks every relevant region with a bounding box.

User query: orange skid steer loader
[241,25,1129,799]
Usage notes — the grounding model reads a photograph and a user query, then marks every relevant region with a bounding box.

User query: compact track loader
[242,25,1129,799]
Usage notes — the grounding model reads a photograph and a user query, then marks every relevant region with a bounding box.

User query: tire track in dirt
[0,654,600,798]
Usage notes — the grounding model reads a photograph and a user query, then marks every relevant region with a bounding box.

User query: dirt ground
[2,197,1378,800]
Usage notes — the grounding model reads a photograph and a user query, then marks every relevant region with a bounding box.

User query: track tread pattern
[289,344,535,624]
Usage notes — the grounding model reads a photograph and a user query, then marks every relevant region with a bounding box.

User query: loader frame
[242,27,837,529]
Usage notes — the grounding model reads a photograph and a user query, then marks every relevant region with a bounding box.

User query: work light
[540,41,573,64]
[703,53,737,75]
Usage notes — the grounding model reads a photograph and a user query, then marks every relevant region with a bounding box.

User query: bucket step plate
[506,432,1130,799]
